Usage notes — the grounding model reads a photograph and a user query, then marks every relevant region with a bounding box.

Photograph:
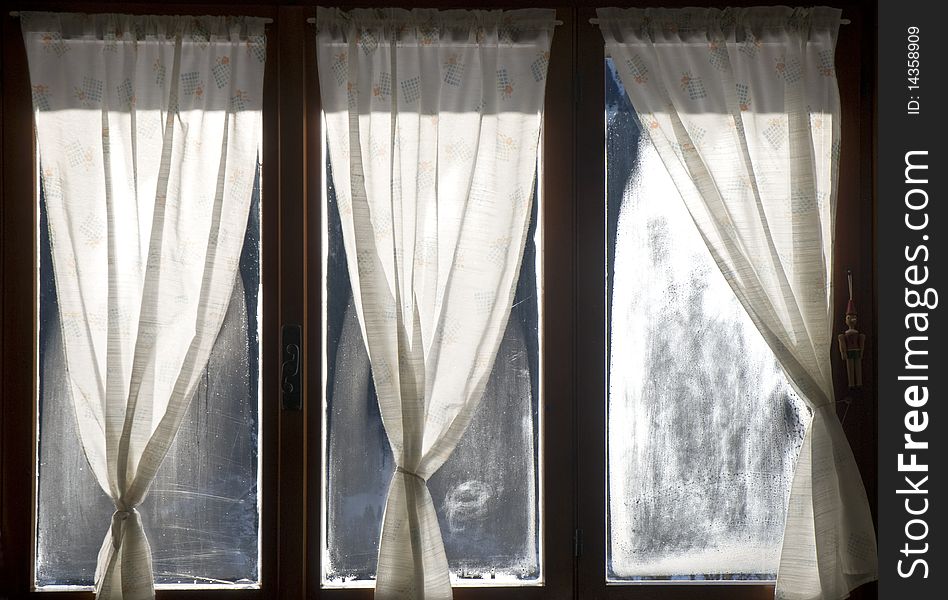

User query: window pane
[605,58,808,582]
[34,167,262,589]
[321,144,542,587]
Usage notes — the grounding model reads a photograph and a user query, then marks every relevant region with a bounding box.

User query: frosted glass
[34,170,262,588]
[605,59,808,581]
[322,161,541,586]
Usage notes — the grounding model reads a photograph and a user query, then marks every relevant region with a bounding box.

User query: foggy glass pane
[605,59,809,581]
[322,158,541,586]
[35,168,262,589]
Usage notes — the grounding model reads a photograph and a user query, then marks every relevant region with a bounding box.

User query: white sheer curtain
[22,12,266,599]
[597,6,876,600]
[316,8,554,598]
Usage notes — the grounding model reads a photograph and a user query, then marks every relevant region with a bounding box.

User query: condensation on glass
[34,167,262,589]
[605,59,809,582]
[320,123,542,588]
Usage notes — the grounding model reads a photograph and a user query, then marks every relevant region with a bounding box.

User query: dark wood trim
[276,6,309,600]
[1,9,39,597]
[261,7,283,599]
[840,4,879,599]
[574,8,609,599]
[303,5,322,599]
[2,1,280,18]
[538,8,577,600]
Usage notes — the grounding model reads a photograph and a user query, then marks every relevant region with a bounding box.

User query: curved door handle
[281,324,302,410]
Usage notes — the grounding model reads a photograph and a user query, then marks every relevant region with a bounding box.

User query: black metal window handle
[281,324,302,410]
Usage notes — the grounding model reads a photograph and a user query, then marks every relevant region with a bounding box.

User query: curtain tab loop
[395,465,427,483]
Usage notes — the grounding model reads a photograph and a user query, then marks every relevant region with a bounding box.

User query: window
[3,8,277,597]
[576,8,873,598]
[309,9,571,595]
[0,5,876,600]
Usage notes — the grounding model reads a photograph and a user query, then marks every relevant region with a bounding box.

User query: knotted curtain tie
[109,505,139,550]
[395,465,427,482]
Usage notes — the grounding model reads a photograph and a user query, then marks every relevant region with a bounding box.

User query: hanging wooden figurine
[837,271,866,388]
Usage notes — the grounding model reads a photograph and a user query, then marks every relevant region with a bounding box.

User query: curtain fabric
[597,6,876,599]
[316,7,554,598]
[21,12,266,599]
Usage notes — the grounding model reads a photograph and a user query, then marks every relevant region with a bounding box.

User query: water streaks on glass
[34,168,262,589]
[321,154,542,587]
[605,58,808,582]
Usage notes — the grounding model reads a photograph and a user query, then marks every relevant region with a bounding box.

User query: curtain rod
[304,17,564,25]
[9,11,274,23]
[588,17,850,25]
[11,12,848,27]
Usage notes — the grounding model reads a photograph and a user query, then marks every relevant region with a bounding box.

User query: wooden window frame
[0,2,878,600]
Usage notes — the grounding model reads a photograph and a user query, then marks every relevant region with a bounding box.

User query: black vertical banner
[878,1,946,598]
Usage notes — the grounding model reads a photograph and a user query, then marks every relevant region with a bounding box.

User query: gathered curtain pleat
[597,6,877,600]
[316,7,554,598]
[21,12,266,599]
